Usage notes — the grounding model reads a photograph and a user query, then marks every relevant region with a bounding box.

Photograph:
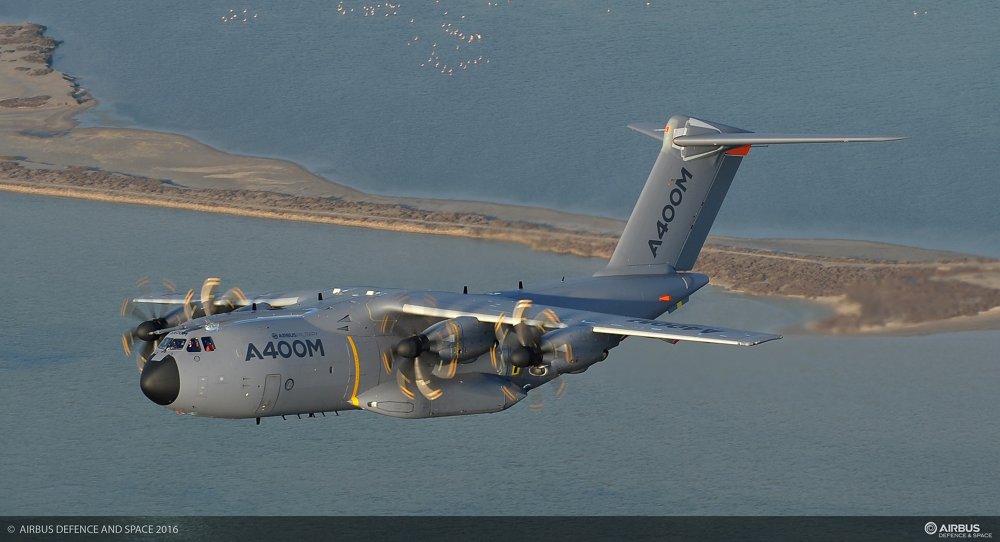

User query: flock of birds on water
[220,0,768,77]
[220,7,257,24]
[219,2,934,79]
[216,1,497,77]
[216,1,666,78]
[219,0,934,74]
[336,0,498,78]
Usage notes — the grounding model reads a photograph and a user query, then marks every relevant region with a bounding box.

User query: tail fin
[599,115,903,275]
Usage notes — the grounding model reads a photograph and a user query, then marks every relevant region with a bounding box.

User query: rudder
[602,115,749,274]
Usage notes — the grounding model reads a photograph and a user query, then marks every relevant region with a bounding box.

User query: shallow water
[1,193,997,515]
[1,1,998,255]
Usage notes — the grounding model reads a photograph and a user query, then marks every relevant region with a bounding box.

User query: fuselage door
[257,373,281,414]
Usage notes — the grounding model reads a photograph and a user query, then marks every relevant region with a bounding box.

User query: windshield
[160,337,185,351]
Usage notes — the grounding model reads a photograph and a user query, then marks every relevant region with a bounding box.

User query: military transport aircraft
[120,115,902,421]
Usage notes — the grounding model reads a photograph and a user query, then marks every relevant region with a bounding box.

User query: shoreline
[3,22,999,336]
[0,175,614,258]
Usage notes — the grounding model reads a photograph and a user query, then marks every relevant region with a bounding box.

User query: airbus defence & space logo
[924,521,992,538]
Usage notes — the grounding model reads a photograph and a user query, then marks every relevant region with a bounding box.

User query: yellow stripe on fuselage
[347,336,360,407]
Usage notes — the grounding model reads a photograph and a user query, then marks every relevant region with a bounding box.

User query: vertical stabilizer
[601,115,749,274]
[599,115,903,276]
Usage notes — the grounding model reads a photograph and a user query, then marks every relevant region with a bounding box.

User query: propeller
[413,357,444,401]
[527,376,568,413]
[120,277,178,372]
[388,298,564,402]
[393,347,529,407]
[200,277,221,316]
[393,353,464,403]
[395,356,417,401]
[391,315,494,401]
[493,299,561,369]
[198,276,249,317]
[120,276,247,372]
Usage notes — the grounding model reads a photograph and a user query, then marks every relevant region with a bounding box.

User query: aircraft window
[165,338,186,350]
[187,338,201,352]
[202,337,217,352]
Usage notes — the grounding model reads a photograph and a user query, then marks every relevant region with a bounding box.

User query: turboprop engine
[538,326,617,375]
[393,316,496,363]
[490,300,619,376]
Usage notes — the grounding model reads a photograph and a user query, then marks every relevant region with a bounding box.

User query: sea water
[1,1,998,256]
[0,193,998,515]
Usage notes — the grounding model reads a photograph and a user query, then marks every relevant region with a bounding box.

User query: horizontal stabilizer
[627,123,905,146]
[672,133,906,146]
[627,122,668,141]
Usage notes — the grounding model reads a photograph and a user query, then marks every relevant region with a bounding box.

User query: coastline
[3,22,999,336]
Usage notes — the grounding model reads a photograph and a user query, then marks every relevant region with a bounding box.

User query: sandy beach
[2,23,999,335]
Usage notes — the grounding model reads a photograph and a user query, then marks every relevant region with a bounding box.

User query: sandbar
[2,23,998,336]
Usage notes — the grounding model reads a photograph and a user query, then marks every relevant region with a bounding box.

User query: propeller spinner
[120,277,180,372]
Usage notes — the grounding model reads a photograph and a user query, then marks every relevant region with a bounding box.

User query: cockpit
[160,337,186,351]
[159,335,217,353]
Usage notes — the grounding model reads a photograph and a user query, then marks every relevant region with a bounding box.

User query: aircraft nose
[140,355,180,406]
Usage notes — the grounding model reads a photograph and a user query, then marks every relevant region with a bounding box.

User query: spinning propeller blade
[200,277,222,316]
[396,357,417,400]
[182,289,196,321]
[413,358,444,401]
[527,376,568,413]
[494,299,562,368]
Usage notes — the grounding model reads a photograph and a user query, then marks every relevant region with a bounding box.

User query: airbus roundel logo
[925,522,938,535]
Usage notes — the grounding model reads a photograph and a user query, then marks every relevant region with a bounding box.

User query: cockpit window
[202,337,216,352]
[164,337,185,350]
[186,338,201,352]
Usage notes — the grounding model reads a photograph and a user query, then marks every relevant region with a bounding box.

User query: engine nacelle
[539,326,618,375]
[422,316,496,363]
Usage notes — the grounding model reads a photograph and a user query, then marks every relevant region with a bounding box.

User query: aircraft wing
[583,315,780,346]
[398,302,780,347]
[126,277,312,310]
[132,292,306,308]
